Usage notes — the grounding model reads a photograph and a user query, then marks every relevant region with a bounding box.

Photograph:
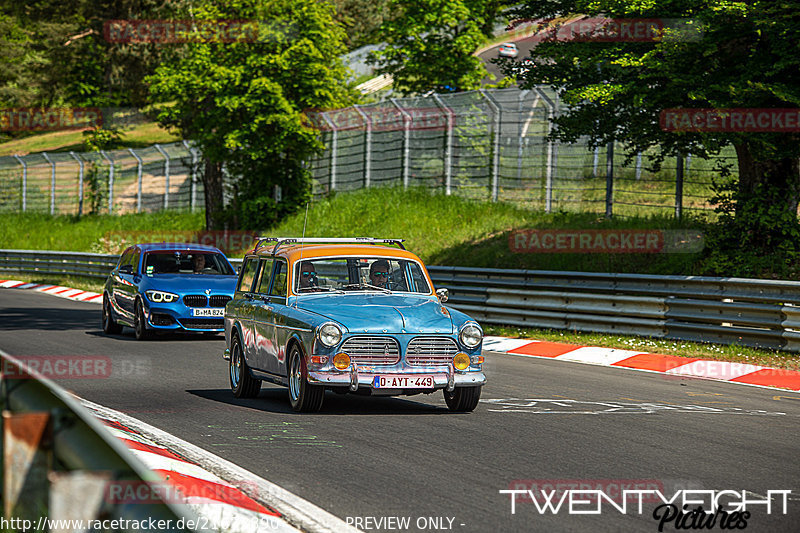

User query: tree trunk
[734,142,800,217]
[203,158,225,230]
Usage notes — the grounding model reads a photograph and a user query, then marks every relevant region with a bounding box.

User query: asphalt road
[2,289,799,532]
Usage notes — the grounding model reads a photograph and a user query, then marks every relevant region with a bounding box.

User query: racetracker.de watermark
[0,108,102,132]
[504,17,701,43]
[102,230,259,255]
[660,109,800,132]
[1,356,150,380]
[508,229,704,254]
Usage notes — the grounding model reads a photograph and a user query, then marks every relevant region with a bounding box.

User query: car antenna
[294,202,310,308]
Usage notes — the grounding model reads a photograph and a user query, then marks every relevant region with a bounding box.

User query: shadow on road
[0,306,99,331]
[187,387,452,415]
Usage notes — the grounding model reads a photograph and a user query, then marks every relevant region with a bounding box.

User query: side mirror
[119,264,133,274]
[436,288,449,303]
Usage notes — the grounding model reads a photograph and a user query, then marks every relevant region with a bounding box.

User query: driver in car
[369,259,391,289]
[298,262,319,290]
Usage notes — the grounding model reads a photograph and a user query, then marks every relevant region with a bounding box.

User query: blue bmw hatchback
[102,243,238,340]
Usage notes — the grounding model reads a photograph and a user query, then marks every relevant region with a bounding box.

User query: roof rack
[253,237,406,255]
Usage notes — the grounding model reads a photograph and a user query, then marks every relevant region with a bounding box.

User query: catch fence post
[593,146,600,178]
[432,94,454,195]
[182,140,199,211]
[321,112,337,193]
[42,152,56,215]
[128,148,143,213]
[480,89,501,202]
[100,150,115,214]
[534,88,556,212]
[391,99,411,189]
[13,155,27,212]
[154,144,170,209]
[635,152,643,180]
[69,152,84,216]
[676,153,684,219]
[605,141,614,219]
[353,106,372,189]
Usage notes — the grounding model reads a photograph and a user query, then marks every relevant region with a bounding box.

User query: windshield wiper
[297,286,344,293]
[341,283,392,294]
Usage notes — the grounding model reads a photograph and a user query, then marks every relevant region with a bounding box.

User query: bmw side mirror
[119,264,133,274]
[436,288,449,303]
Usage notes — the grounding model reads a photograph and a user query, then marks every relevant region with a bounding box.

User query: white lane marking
[480,398,791,416]
[483,336,538,352]
[128,450,230,485]
[81,398,361,533]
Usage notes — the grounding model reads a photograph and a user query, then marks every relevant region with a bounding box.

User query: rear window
[144,251,234,276]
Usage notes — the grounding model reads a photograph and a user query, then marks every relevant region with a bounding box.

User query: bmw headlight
[317,323,343,348]
[145,290,179,303]
[459,323,483,348]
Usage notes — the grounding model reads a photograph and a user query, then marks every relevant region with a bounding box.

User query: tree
[331,0,391,49]
[371,0,506,95]
[147,0,355,230]
[515,1,800,276]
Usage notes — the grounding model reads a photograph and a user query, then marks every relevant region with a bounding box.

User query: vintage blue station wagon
[223,237,486,412]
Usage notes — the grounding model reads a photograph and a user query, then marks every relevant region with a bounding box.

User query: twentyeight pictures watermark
[501,480,792,531]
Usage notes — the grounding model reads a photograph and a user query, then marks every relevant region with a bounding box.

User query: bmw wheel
[288,345,324,412]
[134,300,150,340]
[444,385,482,412]
[102,294,122,335]
[230,333,261,398]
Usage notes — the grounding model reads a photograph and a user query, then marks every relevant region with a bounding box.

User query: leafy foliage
[516,1,800,277]
[147,0,356,230]
[371,0,507,95]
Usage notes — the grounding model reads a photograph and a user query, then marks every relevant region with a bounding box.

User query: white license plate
[372,375,434,389]
[191,308,224,317]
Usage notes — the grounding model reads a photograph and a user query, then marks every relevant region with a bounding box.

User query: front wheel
[134,300,150,340]
[230,334,261,398]
[287,345,324,412]
[444,385,482,412]
[102,294,122,335]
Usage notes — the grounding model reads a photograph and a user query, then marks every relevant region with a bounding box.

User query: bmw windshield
[143,251,234,276]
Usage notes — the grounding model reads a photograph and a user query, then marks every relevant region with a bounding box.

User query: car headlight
[317,323,342,348]
[145,290,180,303]
[459,323,483,348]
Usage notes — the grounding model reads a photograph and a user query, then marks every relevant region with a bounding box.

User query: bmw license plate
[192,308,224,317]
[373,375,434,388]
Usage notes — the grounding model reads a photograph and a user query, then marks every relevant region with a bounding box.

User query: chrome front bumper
[308,364,486,392]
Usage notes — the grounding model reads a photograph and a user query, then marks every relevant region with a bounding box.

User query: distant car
[498,42,519,58]
[223,237,486,412]
[102,243,238,340]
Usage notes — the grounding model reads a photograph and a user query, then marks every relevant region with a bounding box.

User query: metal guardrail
[0,348,196,530]
[2,250,800,352]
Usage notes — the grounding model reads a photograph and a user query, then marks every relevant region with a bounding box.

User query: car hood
[144,274,237,294]
[296,294,455,334]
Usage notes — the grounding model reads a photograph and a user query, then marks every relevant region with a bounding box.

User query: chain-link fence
[0,87,738,217]
[307,86,738,217]
[0,141,202,215]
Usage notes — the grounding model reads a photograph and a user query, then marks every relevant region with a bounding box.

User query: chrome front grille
[209,295,231,307]
[183,295,208,307]
[406,337,459,366]
[341,337,400,365]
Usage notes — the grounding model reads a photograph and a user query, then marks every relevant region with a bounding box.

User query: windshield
[295,257,431,294]
[144,251,234,276]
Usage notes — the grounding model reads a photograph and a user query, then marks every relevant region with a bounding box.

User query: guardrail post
[606,141,614,218]
[42,152,56,215]
[128,148,144,213]
[99,150,115,214]
[13,155,26,212]
[592,146,600,178]
[154,144,170,209]
[480,89,501,202]
[182,140,199,211]
[432,94,454,195]
[3,411,52,522]
[390,99,411,189]
[635,152,643,180]
[353,106,372,189]
[69,152,84,216]
[534,88,556,212]
[676,153,684,219]
[49,471,111,528]
[321,112,337,193]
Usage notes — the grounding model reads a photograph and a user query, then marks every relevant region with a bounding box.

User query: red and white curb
[0,279,102,303]
[81,399,360,533]
[484,336,800,392]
